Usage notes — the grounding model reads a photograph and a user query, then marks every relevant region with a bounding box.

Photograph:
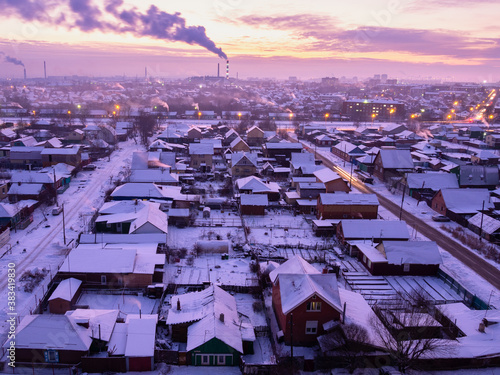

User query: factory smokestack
[226,60,229,80]
[24,68,26,80]
[44,61,47,79]
[145,66,147,79]
[217,63,220,78]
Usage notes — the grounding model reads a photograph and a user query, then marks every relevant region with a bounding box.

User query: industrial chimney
[44,61,47,79]
[217,63,220,78]
[23,68,26,80]
[145,66,147,79]
[226,60,229,80]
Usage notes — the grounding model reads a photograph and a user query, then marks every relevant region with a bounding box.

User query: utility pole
[53,168,58,206]
[62,203,66,245]
[399,183,406,221]
[349,161,354,189]
[479,200,485,242]
[290,313,294,364]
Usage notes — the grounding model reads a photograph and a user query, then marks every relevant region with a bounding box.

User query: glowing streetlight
[289,113,294,120]
[325,113,329,123]
[238,112,242,120]
[453,101,459,106]
[371,113,377,123]
[77,104,81,110]
[198,111,202,120]
[32,110,36,116]
[115,105,120,110]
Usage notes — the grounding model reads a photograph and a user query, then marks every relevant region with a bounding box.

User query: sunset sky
[0,0,499,81]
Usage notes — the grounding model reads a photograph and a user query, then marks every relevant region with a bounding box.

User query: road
[301,143,500,291]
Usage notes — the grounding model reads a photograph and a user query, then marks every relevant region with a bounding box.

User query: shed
[48,278,82,314]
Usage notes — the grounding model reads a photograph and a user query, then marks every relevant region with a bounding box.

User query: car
[82,164,97,171]
[432,215,450,222]
[52,206,63,215]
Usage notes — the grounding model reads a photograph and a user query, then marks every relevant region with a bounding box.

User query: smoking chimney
[220,313,224,322]
[177,299,181,311]
[145,66,147,79]
[44,61,47,79]
[217,63,220,78]
[226,59,229,80]
[23,68,26,80]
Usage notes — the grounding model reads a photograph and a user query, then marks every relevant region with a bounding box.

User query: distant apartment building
[342,99,405,121]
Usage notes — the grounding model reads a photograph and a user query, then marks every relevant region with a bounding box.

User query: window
[217,355,226,365]
[202,355,209,365]
[101,275,107,285]
[306,301,321,311]
[367,260,372,268]
[403,263,410,272]
[363,254,367,263]
[305,321,318,334]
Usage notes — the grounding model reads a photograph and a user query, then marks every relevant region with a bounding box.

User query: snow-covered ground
[0,139,144,344]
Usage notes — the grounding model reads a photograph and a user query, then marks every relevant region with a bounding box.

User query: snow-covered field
[0,139,144,343]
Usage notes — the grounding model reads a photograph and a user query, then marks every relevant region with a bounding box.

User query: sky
[0,0,499,81]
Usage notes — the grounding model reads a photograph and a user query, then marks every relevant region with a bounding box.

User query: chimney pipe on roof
[177,299,181,311]
[220,313,224,322]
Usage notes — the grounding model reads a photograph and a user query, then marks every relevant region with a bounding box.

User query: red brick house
[317,193,379,219]
[373,149,414,181]
[270,256,342,346]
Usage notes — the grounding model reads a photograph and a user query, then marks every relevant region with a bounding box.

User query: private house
[297,182,326,200]
[263,142,303,164]
[65,129,85,143]
[9,146,44,168]
[484,133,500,149]
[131,151,176,171]
[269,256,342,346]
[48,278,83,314]
[231,152,258,178]
[356,241,442,276]
[0,128,17,143]
[399,173,459,201]
[187,126,203,140]
[373,149,414,181]
[0,200,36,228]
[471,150,499,165]
[431,188,494,225]
[8,183,45,203]
[110,183,183,202]
[235,176,281,201]
[165,285,255,366]
[95,201,168,235]
[246,125,265,146]
[458,165,499,189]
[317,193,379,219]
[380,123,407,135]
[314,134,334,147]
[290,153,318,176]
[240,194,268,215]
[189,143,214,172]
[230,137,250,152]
[224,129,239,146]
[41,147,82,167]
[468,213,500,243]
[336,219,410,245]
[128,169,179,185]
[313,167,350,193]
[57,245,165,288]
[331,141,366,162]
[12,135,38,147]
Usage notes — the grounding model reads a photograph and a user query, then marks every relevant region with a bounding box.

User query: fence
[437,269,492,310]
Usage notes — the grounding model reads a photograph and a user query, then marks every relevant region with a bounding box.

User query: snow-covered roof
[406,173,458,190]
[278,273,341,315]
[8,314,92,351]
[49,278,82,301]
[0,200,37,217]
[379,241,443,265]
[111,183,182,200]
[340,220,410,240]
[231,152,258,167]
[313,167,342,183]
[124,316,158,357]
[66,309,119,342]
[377,149,414,169]
[230,137,249,149]
[269,255,320,283]
[468,213,500,235]
[265,142,303,150]
[354,243,387,263]
[60,248,136,273]
[240,194,268,206]
[129,169,178,184]
[189,143,214,155]
[41,147,80,155]
[8,183,43,195]
[439,188,494,214]
[236,176,280,194]
[319,193,379,206]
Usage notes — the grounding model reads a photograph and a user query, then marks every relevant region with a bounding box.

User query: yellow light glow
[67,111,71,115]
[115,105,120,110]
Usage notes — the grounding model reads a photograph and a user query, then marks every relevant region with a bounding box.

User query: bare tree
[370,291,451,373]
[134,113,157,146]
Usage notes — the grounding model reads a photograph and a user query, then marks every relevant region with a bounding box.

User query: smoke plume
[0,0,227,59]
[0,52,25,67]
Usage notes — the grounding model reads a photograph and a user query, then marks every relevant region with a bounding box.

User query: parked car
[432,215,450,222]
[82,164,97,171]
[52,206,63,215]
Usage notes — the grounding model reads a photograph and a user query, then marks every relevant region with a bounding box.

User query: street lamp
[371,113,377,124]
[198,111,202,120]
[389,108,395,122]
[238,112,242,121]
[324,113,329,123]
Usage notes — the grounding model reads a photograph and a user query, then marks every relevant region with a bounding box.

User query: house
[331,141,366,162]
[6,314,92,364]
[12,135,38,147]
[263,142,303,164]
[189,143,214,172]
[431,188,494,225]
[41,147,82,167]
[224,129,239,146]
[57,245,165,288]
[313,167,350,193]
[373,149,414,181]
[399,173,459,201]
[317,193,379,219]
[235,176,281,201]
[356,241,442,276]
[290,153,318,176]
[246,125,265,145]
[166,285,255,366]
[471,150,499,165]
[484,133,500,149]
[110,183,183,202]
[458,165,499,189]
[65,129,85,143]
[129,169,179,185]
[314,134,334,147]
[48,278,83,314]
[270,256,342,346]
[95,201,168,235]
[0,128,17,143]
[230,137,250,152]
[231,152,258,178]
[380,123,407,135]
[9,146,44,168]
[187,126,203,140]
[8,183,45,203]
[297,182,326,199]
[0,200,37,228]
[468,213,500,243]
[336,219,410,245]
[240,194,268,215]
